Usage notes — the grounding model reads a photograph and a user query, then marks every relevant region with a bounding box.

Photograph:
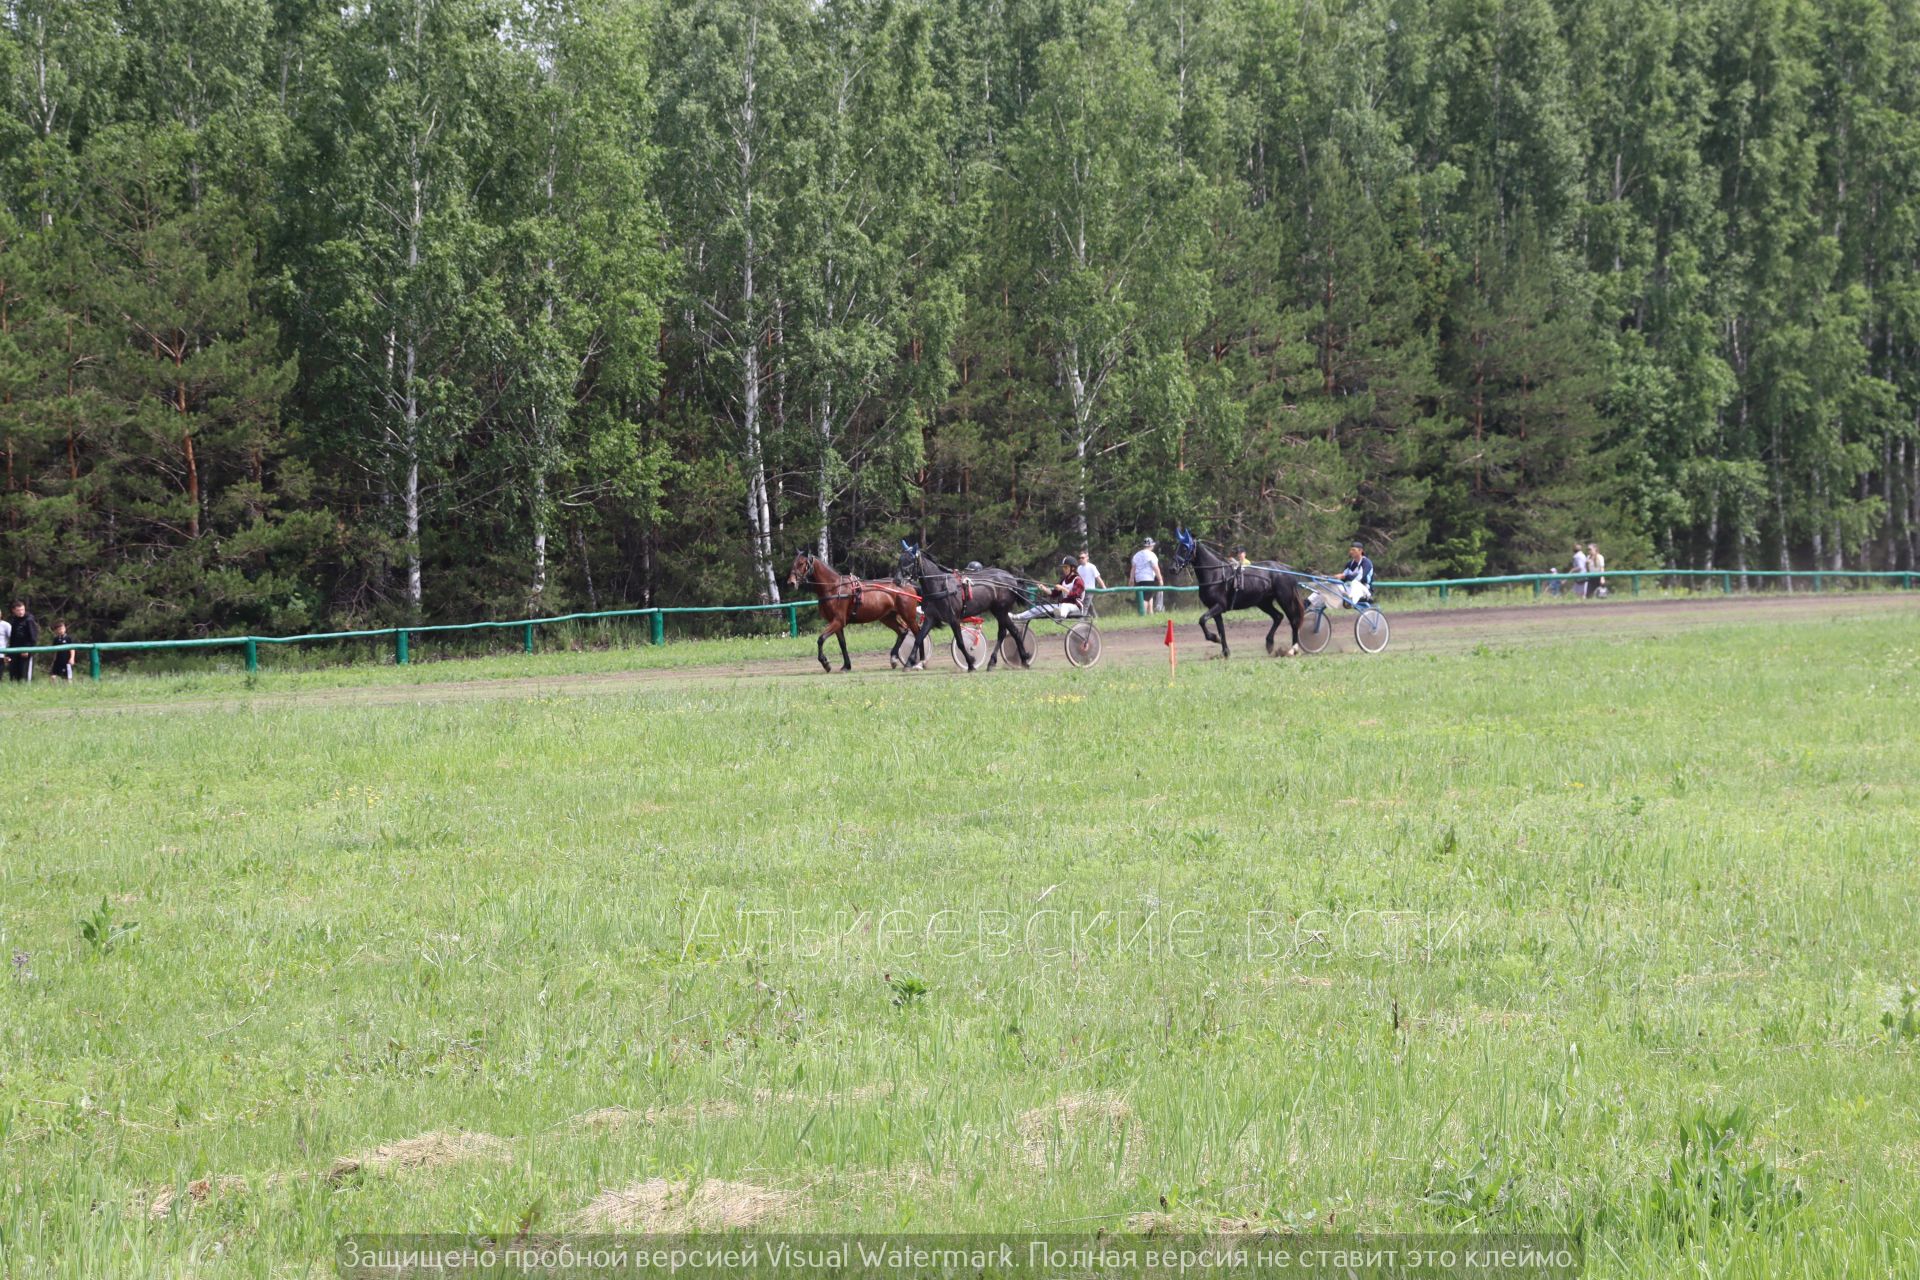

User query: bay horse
[894,542,1033,671]
[785,549,922,672]
[1169,527,1308,658]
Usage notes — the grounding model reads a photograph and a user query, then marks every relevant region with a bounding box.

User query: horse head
[785,547,819,590]
[895,540,924,582]
[1171,526,1200,572]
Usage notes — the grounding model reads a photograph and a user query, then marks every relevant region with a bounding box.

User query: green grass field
[3,609,1918,1278]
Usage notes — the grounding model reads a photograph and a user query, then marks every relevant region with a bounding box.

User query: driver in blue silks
[1337,542,1374,605]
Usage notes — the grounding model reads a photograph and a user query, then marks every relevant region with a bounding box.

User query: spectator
[1131,537,1164,613]
[1570,544,1590,599]
[0,608,8,678]
[1546,567,1562,597]
[7,601,38,681]
[1587,542,1607,597]
[47,621,77,681]
[1075,550,1105,596]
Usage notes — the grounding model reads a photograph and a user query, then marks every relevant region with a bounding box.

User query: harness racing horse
[785,549,923,672]
[894,543,1033,672]
[1169,527,1308,658]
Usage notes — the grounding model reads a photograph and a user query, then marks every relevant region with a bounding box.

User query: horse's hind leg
[836,622,853,672]
[1282,590,1304,655]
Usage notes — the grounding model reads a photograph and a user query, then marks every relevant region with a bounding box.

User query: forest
[2,0,1917,637]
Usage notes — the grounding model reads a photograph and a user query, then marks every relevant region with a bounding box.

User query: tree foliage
[3,0,1917,635]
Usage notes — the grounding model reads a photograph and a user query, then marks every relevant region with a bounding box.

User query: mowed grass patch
[2,614,1917,1277]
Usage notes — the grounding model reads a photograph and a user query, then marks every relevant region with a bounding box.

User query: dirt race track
[39,591,1920,717]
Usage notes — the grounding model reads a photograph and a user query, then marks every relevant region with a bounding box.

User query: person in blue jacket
[1337,542,1374,606]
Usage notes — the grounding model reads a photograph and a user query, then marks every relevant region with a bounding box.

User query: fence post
[244,638,258,673]
[1439,584,1450,603]
[650,610,664,645]
[1814,572,1824,592]
[1631,573,1640,596]
[1721,573,1731,594]
[1533,577,1541,598]
[88,646,101,680]
[1135,588,1145,616]
[395,629,410,665]
[523,622,535,654]
[787,603,799,637]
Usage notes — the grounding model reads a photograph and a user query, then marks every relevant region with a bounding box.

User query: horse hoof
[1289,644,1301,657]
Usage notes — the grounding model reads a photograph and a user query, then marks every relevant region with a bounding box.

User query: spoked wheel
[1064,621,1102,668]
[1298,606,1333,654]
[1354,607,1390,654]
[949,625,986,670]
[998,622,1033,669]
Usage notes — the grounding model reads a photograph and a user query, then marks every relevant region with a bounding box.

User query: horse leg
[819,614,848,672]
[815,612,835,672]
[1259,598,1284,655]
[1009,604,1034,665]
[1282,589,1304,656]
[958,618,982,671]
[836,620,852,672]
[1196,605,1215,648]
[883,612,908,668]
[910,615,935,670]
[1203,605,1230,658]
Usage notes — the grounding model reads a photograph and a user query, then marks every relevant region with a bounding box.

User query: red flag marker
[1164,618,1176,681]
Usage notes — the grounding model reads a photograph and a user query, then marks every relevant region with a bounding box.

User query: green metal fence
[1098,567,1918,612]
[1,567,1912,681]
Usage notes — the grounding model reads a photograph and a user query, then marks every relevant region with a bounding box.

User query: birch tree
[655,0,803,601]
[1004,0,1202,544]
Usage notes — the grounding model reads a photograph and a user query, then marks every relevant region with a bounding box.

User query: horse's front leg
[909,615,935,670]
[1196,599,1220,646]
[884,615,908,668]
[1009,606,1034,665]
[836,622,853,672]
[1258,599,1284,655]
[815,618,835,672]
[1202,605,1230,658]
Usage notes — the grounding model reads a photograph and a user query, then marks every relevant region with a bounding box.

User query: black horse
[1169,528,1308,658]
[895,543,1033,671]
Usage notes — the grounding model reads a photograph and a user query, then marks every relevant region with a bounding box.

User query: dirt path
[22,592,1919,717]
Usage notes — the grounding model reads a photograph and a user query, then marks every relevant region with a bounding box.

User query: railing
[1095,567,1918,613]
[0,568,1912,681]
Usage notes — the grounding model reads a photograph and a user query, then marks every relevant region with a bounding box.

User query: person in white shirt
[1570,544,1590,598]
[1075,550,1104,596]
[1130,538,1164,613]
[0,613,9,678]
[1586,542,1606,597]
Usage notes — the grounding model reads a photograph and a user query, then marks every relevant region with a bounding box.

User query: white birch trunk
[816,381,833,560]
[737,20,778,603]
[1067,341,1091,545]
